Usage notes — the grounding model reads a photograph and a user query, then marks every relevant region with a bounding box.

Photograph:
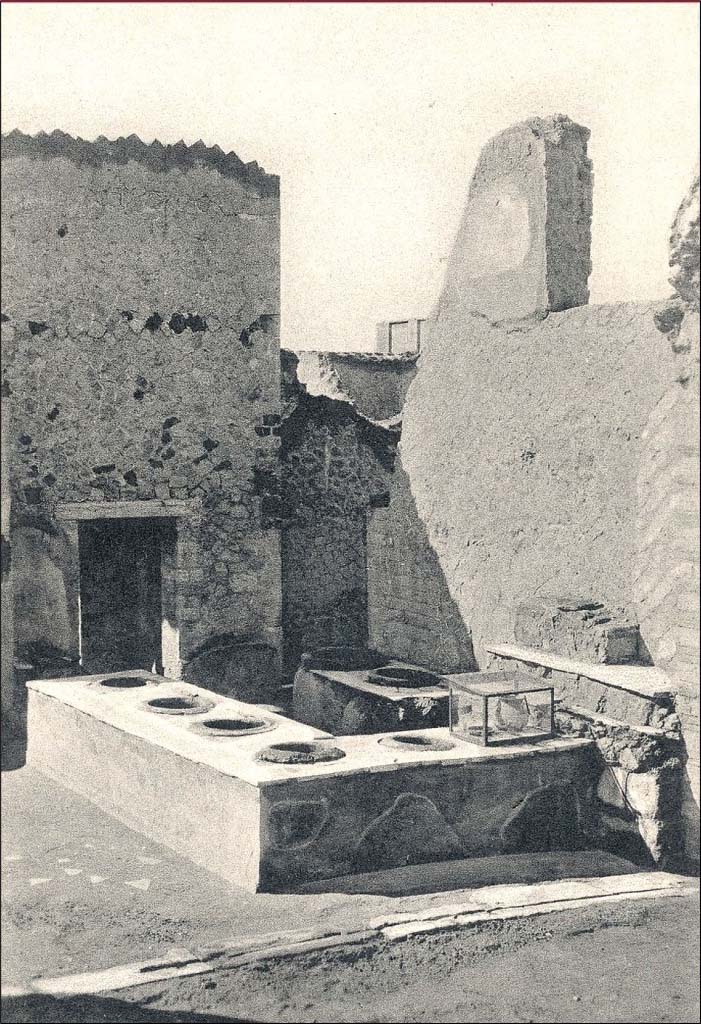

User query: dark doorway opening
[78,517,174,674]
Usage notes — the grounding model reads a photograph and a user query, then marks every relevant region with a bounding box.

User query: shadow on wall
[368,460,476,674]
[12,520,79,660]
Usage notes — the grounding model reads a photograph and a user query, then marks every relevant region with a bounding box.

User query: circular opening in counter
[99,676,149,689]
[144,695,215,715]
[256,741,346,765]
[367,666,443,689]
[300,646,386,672]
[197,716,275,736]
[378,733,455,752]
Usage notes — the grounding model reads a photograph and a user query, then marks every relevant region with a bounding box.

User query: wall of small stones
[282,514,368,676]
[2,313,282,671]
[1,132,282,683]
[279,360,398,676]
[1,130,279,322]
[368,460,476,674]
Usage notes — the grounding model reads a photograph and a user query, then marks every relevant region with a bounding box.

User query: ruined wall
[294,350,418,421]
[367,139,699,859]
[438,115,591,323]
[1,131,281,680]
[640,171,700,860]
[379,301,679,664]
[280,356,397,676]
[1,385,14,728]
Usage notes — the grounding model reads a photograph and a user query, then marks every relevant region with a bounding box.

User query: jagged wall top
[1,128,279,197]
[437,113,592,323]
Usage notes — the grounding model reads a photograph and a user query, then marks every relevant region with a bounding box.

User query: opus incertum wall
[1,131,282,686]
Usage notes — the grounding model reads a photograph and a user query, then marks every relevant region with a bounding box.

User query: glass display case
[449,671,554,746]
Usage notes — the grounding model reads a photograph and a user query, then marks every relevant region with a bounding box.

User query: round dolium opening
[145,694,214,715]
[367,666,443,689]
[257,741,346,765]
[195,712,278,737]
[379,732,454,752]
[100,676,148,689]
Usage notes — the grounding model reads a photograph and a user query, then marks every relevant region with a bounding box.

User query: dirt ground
[2,894,699,1023]
[2,757,699,1023]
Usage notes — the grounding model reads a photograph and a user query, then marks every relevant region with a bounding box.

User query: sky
[2,2,699,351]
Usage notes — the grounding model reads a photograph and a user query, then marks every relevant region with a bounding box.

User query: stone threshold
[14,871,697,998]
[486,643,673,699]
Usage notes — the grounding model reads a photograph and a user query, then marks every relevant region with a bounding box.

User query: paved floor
[2,758,699,1023]
[1,760,641,987]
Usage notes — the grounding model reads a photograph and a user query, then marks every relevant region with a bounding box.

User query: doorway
[78,517,174,674]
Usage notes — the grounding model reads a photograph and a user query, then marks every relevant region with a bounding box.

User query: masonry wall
[294,351,418,421]
[1,132,281,682]
[280,358,397,676]
[368,461,476,673]
[374,301,679,660]
[367,156,700,857]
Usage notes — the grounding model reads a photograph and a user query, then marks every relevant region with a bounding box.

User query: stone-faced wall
[1,130,278,321]
[1,131,281,682]
[368,460,476,674]
[279,354,398,676]
[640,171,700,861]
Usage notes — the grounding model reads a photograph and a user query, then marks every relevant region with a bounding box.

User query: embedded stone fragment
[669,170,700,310]
[353,794,464,872]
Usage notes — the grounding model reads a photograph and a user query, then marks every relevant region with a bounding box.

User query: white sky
[2,2,699,350]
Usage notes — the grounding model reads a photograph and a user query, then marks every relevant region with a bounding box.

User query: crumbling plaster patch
[294,350,418,423]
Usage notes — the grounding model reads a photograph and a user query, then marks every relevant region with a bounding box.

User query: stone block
[293,660,450,735]
[490,651,672,730]
[514,597,641,664]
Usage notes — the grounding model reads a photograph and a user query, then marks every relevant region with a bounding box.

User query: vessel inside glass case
[449,671,555,746]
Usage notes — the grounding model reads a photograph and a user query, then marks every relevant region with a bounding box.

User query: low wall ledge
[486,643,673,700]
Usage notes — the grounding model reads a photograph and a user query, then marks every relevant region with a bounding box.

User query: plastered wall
[366,161,699,859]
